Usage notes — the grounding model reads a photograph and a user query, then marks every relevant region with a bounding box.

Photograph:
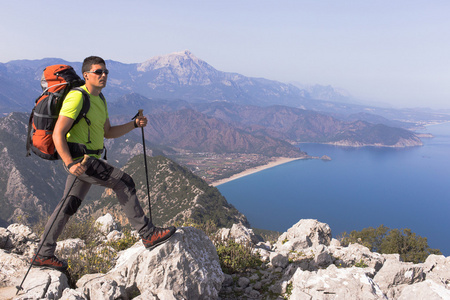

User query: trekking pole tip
[16,285,23,295]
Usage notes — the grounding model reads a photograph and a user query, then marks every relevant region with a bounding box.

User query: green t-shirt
[59,85,108,157]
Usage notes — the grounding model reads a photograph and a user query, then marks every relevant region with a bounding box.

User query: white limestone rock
[107,230,124,242]
[396,279,450,300]
[56,238,86,256]
[422,254,450,288]
[291,264,387,299]
[76,273,127,300]
[275,219,332,252]
[5,224,38,255]
[217,223,259,245]
[330,242,386,271]
[270,251,290,269]
[78,226,224,299]
[95,213,118,235]
[15,268,69,300]
[61,288,88,300]
[229,223,259,245]
[0,249,28,288]
[0,227,13,250]
[373,257,425,298]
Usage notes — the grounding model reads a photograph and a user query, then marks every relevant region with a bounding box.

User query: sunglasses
[87,69,109,75]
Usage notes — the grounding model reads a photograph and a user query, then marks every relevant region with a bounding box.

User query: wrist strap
[67,162,77,169]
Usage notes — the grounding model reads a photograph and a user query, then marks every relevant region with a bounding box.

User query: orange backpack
[26,64,90,160]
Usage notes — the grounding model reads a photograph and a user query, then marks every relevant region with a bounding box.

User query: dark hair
[82,56,106,73]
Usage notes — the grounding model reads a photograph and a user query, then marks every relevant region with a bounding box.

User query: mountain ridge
[2,50,449,125]
[106,95,424,148]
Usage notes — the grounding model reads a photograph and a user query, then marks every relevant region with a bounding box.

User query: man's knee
[120,173,136,189]
[115,173,137,197]
[63,195,82,216]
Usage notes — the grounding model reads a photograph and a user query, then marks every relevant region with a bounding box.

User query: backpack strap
[71,87,91,124]
[71,87,106,122]
[70,87,91,143]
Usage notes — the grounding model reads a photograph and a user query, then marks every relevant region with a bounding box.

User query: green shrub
[340,225,441,263]
[58,217,101,242]
[50,217,114,287]
[216,240,262,274]
[175,219,263,274]
[354,259,368,268]
[174,219,219,239]
[107,229,140,251]
[65,243,117,286]
[284,281,293,299]
[252,228,281,244]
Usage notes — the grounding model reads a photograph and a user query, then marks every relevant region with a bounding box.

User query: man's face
[84,63,108,89]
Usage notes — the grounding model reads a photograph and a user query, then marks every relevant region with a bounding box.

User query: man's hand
[135,115,148,128]
[68,161,87,176]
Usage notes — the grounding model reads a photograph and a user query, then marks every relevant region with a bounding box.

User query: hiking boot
[142,226,176,250]
[31,254,68,272]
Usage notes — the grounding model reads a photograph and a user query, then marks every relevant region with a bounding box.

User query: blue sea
[217,122,450,256]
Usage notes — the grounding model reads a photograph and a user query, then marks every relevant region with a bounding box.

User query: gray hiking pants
[38,157,153,257]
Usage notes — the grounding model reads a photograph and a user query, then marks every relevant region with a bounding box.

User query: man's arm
[53,115,86,176]
[104,116,147,139]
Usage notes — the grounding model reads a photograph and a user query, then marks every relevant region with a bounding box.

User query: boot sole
[31,264,68,272]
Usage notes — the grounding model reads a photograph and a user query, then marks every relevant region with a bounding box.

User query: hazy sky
[1,1,449,109]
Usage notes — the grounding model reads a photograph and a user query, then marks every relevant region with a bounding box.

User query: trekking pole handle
[81,154,89,166]
[138,109,143,117]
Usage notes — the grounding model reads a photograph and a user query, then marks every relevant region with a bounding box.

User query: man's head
[82,56,108,94]
[82,56,106,74]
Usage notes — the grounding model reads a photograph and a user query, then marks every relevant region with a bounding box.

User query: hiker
[32,56,176,271]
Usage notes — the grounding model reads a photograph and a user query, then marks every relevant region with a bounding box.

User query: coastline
[211,157,304,187]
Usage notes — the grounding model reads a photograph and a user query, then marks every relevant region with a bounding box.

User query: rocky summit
[1,216,449,299]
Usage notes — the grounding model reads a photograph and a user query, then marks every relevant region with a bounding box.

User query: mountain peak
[160,49,197,61]
[176,49,193,57]
[137,50,210,72]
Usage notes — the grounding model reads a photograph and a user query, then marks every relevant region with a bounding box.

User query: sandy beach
[211,157,304,186]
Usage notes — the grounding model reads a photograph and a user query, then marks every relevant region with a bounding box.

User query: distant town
[172,152,272,184]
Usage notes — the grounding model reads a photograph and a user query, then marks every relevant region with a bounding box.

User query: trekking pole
[16,155,90,295]
[133,109,152,223]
